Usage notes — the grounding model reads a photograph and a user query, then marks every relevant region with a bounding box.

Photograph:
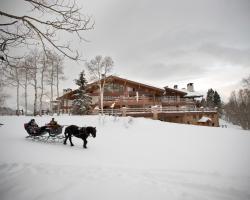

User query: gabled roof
[164,86,202,98]
[57,90,77,100]
[88,75,165,93]
[57,75,166,100]
[163,87,187,96]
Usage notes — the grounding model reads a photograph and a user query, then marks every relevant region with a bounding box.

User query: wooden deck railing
[98,107,217,115]
[101,96,195,105]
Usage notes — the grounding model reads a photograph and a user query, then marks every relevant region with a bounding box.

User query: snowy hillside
[0,115,249,200]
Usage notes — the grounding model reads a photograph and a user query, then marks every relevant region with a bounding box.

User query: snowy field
[0,115,249,200]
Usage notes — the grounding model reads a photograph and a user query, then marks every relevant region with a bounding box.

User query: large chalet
[57,75,219,127]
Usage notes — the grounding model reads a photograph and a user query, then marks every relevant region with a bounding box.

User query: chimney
[174,85,178,89]
[101,74,105,79]
[187,83,194,92]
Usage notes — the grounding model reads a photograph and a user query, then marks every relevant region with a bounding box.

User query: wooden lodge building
[57,76,219,127]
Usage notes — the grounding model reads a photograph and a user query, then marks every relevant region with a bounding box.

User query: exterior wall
[60,99,72,114]
[117,107,219,127]
[158,112,219,127]
[89,80,165,108]
[91,96,99,105]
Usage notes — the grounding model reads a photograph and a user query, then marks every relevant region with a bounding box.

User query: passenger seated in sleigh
[24,119,47,136]
[45,118,63,135]
[46,118,60,128]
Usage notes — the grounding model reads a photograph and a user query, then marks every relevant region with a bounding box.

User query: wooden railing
[101,96,195,105]
[103,96,152,101]
[97,107,217,115]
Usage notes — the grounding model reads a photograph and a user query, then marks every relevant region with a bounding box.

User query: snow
[0,115,249,200]
[180,88,203,98]
[198,116,212,123]
[219,118,243,130]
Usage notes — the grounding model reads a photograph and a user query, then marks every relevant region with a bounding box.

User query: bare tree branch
[0,0,94,64]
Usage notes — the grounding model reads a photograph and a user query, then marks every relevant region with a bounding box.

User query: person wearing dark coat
[26,119,39,135]
[27,119,38,128]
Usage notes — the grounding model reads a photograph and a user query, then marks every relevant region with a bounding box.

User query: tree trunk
[98,83,104,115]
[16,82,20,116]
[100,89,104,114]
[50,82,53,115]
[50,63,54,115]
[24,71,28,115]
[39,59,46,116]
[56,64,60,115]
[33,73,38,116]
[15,67,20,116]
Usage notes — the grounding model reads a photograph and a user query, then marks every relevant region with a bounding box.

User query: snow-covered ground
[0,115,249,200]
[219,118,243,130]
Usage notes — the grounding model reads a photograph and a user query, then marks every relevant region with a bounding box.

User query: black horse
[63,125,96,148]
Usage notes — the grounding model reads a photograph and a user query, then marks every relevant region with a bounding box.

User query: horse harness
[77,127,91,137]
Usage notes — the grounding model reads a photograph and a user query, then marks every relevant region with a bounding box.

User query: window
[104,83,124,92]
[127,87,133,92]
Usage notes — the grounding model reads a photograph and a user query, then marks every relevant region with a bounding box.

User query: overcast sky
[2,0,250,106]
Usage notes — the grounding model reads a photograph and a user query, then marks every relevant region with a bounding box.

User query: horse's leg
[63,130,69,145]
[83,138,88,148]
[69,134,74,146]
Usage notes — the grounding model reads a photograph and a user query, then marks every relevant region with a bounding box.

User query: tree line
[1,49,64,116]
[224,75,250,130]
[199,89,222,115]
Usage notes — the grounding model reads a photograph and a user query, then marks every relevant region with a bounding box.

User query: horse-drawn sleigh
[24,119,96,148]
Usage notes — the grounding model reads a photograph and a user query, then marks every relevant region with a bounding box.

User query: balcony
[98,106,217,116]
[102,96,160,107]
[161,96,195,105]
[99,96,196,107]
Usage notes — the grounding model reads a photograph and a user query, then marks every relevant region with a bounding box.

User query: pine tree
[200,98,206,107]
[71,71,92,115]
[213,90,222,108]
[206,88,215,108]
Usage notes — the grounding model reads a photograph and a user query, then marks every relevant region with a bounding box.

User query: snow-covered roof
[163,87,187,96]
[198,116,212,123]
[181,89,203,98]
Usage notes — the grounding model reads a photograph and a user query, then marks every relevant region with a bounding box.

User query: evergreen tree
[213,90,222,108]
[71,71,92,115]
[200,98,206,107]
[214,90,223,115]
[206,88,215,108]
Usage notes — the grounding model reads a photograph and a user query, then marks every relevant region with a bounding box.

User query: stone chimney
[187,83,194,92]
[174,85,178,89]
